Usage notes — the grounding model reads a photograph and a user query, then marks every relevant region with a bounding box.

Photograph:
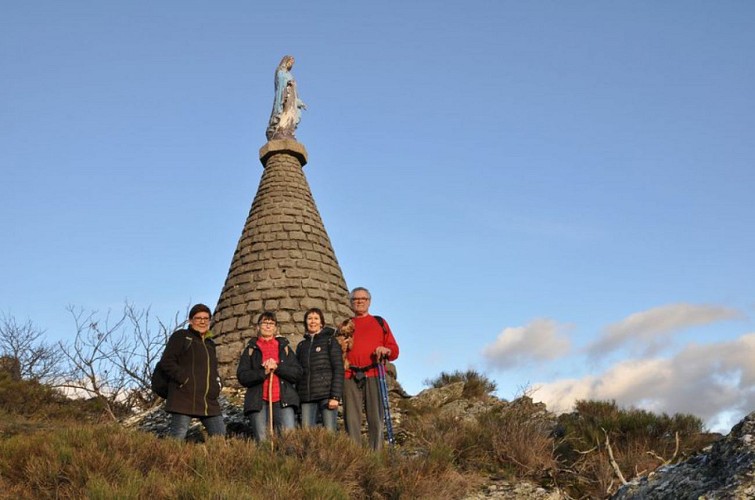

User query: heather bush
[0,372,108,428]
[556,399,707,458]
[0,372,61,415]
[552,399,716,498]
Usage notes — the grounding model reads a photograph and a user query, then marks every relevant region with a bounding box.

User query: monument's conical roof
[212,139,352,384]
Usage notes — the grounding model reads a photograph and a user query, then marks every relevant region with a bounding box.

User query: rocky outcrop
[462,478,563,500]
[124,390,258,441]
[407,382,510,423]
[406,383,552,425]
[612,411,755,499]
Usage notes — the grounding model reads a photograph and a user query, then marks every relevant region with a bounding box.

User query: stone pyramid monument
[211,56,352,384]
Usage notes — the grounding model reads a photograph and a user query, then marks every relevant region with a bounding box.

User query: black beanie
[189,303,211,319]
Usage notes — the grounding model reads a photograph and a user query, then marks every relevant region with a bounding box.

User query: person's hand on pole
[374,346,391,361]
[263,358,278,374]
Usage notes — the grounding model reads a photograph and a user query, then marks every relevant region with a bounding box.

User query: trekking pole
[268,371,274,450]
[376,359,395,446]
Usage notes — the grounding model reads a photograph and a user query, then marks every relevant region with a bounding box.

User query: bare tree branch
[0,313,64,382]
[57,303,185,419]
[58,306,130,420]
[647,431,681,465]
[603,427,628,486]
[112,303,181,408]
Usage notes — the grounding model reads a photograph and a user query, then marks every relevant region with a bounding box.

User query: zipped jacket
[295,327,344,403]
[161,327,222,417]
[236,336,303,414]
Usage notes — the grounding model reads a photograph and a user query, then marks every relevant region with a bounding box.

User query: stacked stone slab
[212,139,353,385]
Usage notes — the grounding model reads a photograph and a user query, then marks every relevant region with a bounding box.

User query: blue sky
[2,2,754,432]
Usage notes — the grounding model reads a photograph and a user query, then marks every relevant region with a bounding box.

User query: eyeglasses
[351,297,370,302]
[260,321,277,327]
[193,316,211,322]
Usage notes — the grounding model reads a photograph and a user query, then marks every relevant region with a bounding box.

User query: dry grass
[0,423,471,499]
[0,373,719,499]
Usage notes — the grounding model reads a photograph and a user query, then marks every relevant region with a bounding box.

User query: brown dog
[335,319,355,370]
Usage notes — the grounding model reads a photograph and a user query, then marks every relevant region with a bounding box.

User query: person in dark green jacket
[160,303,225,440]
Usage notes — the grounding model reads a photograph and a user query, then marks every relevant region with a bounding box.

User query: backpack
[150,361,171,399]
[150,334,193,399]
[374,315,388,337]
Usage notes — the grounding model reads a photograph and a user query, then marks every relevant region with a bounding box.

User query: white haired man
[343,287,399,450]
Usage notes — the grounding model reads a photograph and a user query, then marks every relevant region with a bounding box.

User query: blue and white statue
[266,55,307,141]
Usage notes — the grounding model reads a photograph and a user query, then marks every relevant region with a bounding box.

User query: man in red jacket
[343,287,399,450]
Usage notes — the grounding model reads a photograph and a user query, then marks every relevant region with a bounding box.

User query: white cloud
[534,332,755,433]
[587,303,743,358]
[482,319,571,370]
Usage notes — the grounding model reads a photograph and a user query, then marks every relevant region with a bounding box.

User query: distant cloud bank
[588,303,743,357]
[535,333,755,431]
[482,303,752,432]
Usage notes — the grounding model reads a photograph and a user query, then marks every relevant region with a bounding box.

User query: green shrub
[552,399,715,498]
[0,372,111,428]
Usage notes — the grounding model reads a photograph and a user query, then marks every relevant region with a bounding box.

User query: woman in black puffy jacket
[295,308,344,431]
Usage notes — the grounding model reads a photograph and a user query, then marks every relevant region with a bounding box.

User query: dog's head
[337,319,355,338]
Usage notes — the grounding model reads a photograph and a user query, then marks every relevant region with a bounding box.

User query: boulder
[408,382,465,409]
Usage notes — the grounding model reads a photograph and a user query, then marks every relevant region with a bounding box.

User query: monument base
[259,139,308,167]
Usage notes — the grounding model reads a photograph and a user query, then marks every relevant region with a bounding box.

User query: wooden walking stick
[268,371,274,450]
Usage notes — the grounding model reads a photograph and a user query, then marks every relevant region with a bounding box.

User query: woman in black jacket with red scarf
[237,311,303,442]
